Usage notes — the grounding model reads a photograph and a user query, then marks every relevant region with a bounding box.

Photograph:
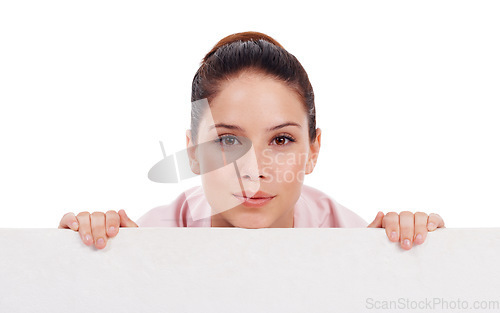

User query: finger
[76,212,93,246]
[118,209,139,227]
[58,212,79,231]
[399,211,414,250]
[105,210,120,238]
[367,211,384,228]
[413,212,429,245]
[382,212,399,242]
[90,212,107,249]
[427,213,445,231]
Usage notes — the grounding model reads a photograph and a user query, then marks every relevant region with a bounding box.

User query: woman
[58,31,445,250]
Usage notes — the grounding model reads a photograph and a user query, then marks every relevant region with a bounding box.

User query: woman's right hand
[58,209,138,249]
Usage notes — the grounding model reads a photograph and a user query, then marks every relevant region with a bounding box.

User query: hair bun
[202,31,284,63]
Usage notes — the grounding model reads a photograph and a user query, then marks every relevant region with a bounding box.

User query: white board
[1,228,499,312]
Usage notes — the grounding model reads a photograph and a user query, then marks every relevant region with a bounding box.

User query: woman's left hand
[367,211,445,250]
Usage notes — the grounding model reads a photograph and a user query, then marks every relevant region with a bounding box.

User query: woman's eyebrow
[209,122,301,132]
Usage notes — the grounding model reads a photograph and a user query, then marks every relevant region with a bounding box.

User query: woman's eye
[272,135,295,146]
[215,135,241,146]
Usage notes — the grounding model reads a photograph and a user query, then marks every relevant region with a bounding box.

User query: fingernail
[109,226,115,233]
[415,234,423,244]
[96,238,104,246]
[85,234,91,243]
[390,231,397,241]
[71,222,78,230]
[403,239,411,247]
[428,222,436,230]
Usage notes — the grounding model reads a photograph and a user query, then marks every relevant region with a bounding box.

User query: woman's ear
[305,128,321,174]
[186,129,200,175]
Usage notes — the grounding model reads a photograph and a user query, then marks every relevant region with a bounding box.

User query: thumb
[118,209,139,227]
[367,211,384,228]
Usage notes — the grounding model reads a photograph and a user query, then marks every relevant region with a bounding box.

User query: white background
[0,0,498,228]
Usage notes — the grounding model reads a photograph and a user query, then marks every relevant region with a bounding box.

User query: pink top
[137,184,368,228]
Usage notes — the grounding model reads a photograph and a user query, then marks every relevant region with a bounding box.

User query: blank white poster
[1,227,499,312]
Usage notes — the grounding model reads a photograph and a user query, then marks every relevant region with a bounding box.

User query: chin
[231,215,272,229]
[237,223,269,229]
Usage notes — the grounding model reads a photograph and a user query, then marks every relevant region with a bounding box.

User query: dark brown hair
[190,31,316,144]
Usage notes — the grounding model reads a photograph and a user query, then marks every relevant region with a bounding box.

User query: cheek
[262,150,308,185]
[201,163,243,215]
[197,143,242,189]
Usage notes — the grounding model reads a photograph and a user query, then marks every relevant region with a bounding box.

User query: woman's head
[190,31,316,144]
[186,31,321,228]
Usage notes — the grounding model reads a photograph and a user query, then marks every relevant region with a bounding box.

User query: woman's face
[186,70,321,228]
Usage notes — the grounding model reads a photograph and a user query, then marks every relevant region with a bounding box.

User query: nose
[235,145,268,181]
[242,172,265,181]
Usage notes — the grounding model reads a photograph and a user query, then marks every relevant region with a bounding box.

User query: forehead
[200,72,306,131]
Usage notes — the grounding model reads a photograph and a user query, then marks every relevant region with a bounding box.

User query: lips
[233,191,276,208]
[233,190,275,199]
